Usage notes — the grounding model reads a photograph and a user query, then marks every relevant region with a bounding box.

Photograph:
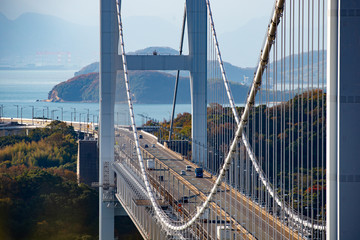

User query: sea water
[0,70,191,125]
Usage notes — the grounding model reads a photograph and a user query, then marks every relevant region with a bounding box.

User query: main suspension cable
[117,0,324,233]
[117,0,253,234]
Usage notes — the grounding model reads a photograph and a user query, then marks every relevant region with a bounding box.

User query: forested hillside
[0,121,98,240]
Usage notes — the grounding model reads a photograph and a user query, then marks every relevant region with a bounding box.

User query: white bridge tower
[99,1,207,239]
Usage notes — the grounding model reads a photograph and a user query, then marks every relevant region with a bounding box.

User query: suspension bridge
[98,0,360,239]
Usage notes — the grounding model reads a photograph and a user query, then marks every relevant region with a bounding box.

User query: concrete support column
[327,0,360,239]
[186,0,207,166]
[100,0,118,239]
[326,0,338,239]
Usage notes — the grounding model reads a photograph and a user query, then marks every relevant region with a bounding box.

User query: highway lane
[116,127,303,240]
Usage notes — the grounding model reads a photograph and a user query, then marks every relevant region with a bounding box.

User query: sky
[0,0,275,67]
[0,0,273,30]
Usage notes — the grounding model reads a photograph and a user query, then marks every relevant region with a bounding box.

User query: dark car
[195,168,203,178]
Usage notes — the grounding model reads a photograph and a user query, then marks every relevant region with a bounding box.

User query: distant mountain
[48,47,325,104]
[219,16,270,67]
[0,13,98,67]
[129,47,179,55]
[72,46,326,87]
[74,62,99,77]
[0,13,183,68]
[0,12,301,70]
[73,47,255,84]
[268,50,326,87]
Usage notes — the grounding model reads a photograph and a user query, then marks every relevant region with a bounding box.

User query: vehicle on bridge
[217,225,234,240]
[146,159,155,170]
[195,168,203,178]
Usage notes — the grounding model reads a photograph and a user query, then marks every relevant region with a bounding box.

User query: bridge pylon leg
[327,0,360,239]
[99,0,119,239]
[186,0,208,167]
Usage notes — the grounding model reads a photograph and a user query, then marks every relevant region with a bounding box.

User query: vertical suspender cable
[117,0,325,233]
[207,0,324,231]
[169,4,187,141]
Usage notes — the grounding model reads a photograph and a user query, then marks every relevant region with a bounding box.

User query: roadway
[115,127,303,240]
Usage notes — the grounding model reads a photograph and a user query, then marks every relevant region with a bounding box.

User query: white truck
[216,225,235,240]
[146,159,155,170]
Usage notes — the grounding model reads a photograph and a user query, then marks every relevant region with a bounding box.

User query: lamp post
[88,114,94,134]
[43,106,49,122]
[51,109,58,120]
[92,114,96,134]
[116,112,119,126]
[0,104,3,122]
[20,106,26,124]
[35,109,43,124]
[58,107,63,121]
[29,105,34,125]
[84,107,89,124]
[84,108,90,134]
[14,105,19,119]
[79,113,83,132]
[71,107,76,122]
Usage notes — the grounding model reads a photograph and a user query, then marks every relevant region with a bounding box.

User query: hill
[48,70,251,104]
[74,47,255,84]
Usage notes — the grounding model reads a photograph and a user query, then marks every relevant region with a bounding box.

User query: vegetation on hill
[0,121,98,240]
[47,72,99,102]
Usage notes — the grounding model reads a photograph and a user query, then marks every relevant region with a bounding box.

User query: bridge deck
[116,128,303,240]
